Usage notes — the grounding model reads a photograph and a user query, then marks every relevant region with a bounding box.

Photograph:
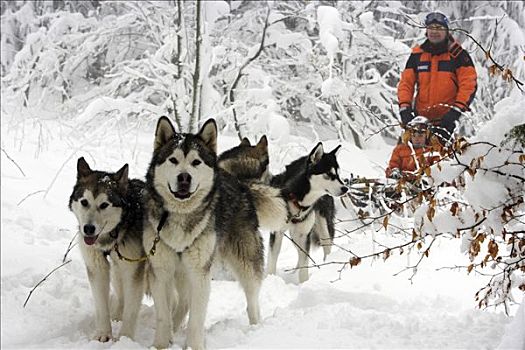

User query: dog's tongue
[84,235,98,245]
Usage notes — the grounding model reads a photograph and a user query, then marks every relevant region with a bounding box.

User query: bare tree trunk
[189,0,202,133]
[169,0,183,131]
[228,6,270,140]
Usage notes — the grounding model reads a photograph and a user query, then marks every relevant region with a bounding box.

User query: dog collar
[157,211,169,233]
[286,193,314,224]
[288,192,310,211]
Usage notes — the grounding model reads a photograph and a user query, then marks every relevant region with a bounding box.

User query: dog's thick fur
[69,158,146,341]
[143,117,264,349]
[217,136,288,232]
[218,136,271,184]
[267,145,344,282]
[218,139,346,283]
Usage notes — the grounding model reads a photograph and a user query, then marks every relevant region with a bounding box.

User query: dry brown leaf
[450,202,460,216]
[350,257,361,268]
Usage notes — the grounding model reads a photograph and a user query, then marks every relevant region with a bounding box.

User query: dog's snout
[341,186,348,194]
[83,224,96,235]
[178,173,191,184]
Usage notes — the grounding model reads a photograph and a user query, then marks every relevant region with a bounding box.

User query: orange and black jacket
[385,144,440,178]
[398,36,477,123]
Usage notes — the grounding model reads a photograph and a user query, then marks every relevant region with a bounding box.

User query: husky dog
[218,139,345,283]
[143,117,264,349]
[218,136,271,184]
[69,157,146,342]
[267,144,345,282]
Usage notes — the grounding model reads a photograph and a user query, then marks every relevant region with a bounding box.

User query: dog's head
[218,135,270,183]
[148,117,217,209]
[306,143,348,197]
[69,157,128,246]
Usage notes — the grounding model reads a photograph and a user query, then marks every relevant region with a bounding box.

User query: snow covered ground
[1,118,523,349]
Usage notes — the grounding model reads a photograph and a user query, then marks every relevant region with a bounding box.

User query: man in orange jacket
[398,12,477,141]
[386,117,440,180]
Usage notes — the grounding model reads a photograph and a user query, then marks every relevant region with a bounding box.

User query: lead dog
[143,117,264,349]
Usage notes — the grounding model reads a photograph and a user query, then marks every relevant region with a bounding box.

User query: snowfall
[2,108,524,350]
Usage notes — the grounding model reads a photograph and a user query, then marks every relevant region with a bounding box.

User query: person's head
[407,116,430,148]
[425,12,449,44]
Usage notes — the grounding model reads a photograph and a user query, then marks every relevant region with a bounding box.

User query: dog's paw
[93,331,113,342]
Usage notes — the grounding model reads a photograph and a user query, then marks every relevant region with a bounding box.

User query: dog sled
[341,175,431,216]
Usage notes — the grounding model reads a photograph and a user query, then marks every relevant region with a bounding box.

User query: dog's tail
[249,183,288,232]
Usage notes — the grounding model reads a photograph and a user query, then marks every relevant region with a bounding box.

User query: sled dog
[218,139,346,283]
[267,145,345,282]
[69,157,146,341]
[218,135,271,184]
[143,117,264,349]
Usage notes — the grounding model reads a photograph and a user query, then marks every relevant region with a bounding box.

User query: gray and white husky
[69,157,146,342]
[143,117,264,349]
[219,140,347,283]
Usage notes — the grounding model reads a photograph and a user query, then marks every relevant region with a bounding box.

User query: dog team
[69,116,348,348]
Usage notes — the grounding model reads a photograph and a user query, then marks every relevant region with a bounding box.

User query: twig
[63,232,78,263]
[23,260,72,308]
[17,190,45,206]
[1,147,26,177]
[393,236,437,283]
[282,232,318,270]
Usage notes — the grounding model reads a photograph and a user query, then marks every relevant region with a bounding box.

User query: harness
[286,192,315,224]
[113,211,168,263]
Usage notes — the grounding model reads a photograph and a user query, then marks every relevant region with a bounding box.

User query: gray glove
[390,168,402,180]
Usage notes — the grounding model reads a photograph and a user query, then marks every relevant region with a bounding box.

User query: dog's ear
[308,142,324,165]
[155,116,176,151]
[197,119,217,154]
[256,135,268,152]
[240,137,251,146]
[77,157,92,178]
[114,164,129,192]
[330,145,342,155]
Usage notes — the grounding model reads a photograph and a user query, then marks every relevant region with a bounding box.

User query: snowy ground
[1,118,522,349]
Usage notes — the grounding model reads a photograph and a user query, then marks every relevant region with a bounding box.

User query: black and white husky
[219,139,347,283]
[69,158,146,342]
[267,144,346,282]
[143,117,264,349]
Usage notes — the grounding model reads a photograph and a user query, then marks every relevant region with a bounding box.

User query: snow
[1,2,524,348]
[317,6,343,62]
[1,117,521,349]
[475,90,525,144]
[320,77,348,98]
[498,295,525,349]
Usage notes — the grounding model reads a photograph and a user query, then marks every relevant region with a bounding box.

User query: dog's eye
[192,159,202,166]
[80,199,89,207]
[100,202,109,210]
[169,157,179,165]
